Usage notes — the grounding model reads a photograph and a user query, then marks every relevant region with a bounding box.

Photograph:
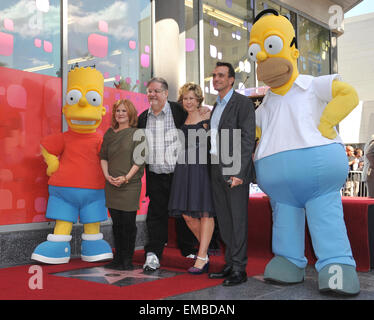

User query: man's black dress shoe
[209,265,233,279]
[222,271,247,286]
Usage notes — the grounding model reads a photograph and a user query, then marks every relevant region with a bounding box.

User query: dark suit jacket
[209,91,256,185]
[138,101,187,196]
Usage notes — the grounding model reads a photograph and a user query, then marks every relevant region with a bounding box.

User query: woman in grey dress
[100,99,145,270]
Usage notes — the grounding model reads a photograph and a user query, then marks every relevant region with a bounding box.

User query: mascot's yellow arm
[318,80,359,140]
[41,146,59,176]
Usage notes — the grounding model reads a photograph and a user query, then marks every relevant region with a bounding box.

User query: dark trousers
[210,164,249,272]
[144,171,197,259]
[108,208,137,263]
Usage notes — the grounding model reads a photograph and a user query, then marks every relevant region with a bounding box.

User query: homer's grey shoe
[264,255,305,284]
[143,252,160,271]
[318,263,360,296]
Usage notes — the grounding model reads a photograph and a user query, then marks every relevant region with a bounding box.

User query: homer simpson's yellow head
[249,9,299,95]
[63,67,106,133]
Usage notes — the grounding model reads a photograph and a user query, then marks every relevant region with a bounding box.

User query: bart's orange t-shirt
[41,130,105,189]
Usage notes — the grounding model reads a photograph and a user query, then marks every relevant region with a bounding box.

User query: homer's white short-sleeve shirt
[254,74,343,161]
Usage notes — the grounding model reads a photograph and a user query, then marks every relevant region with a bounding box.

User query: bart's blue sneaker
[81,233,113,262]
[31,234,72,264]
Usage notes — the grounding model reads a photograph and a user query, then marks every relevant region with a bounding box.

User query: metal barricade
[342,170,368,197]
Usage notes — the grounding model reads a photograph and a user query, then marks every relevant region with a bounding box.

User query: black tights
[108,208,137,262]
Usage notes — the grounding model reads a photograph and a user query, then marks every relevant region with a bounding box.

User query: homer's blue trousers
[255,143,356,272]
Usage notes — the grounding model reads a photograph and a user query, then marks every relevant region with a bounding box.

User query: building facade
[0,0,361,266]
[338,12,374,144]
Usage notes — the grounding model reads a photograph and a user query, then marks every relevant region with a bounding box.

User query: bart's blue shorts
[46,185,108,224]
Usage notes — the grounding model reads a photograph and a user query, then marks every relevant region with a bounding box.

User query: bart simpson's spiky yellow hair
[67,67,104,94]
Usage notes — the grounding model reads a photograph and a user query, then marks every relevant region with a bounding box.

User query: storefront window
[256,0,295,25]
[298,16,331,76]
[67,0,151,94]
[0,0,61,76]
[185,0,199,84]
[202,0,255,106]
[0,0,62,225]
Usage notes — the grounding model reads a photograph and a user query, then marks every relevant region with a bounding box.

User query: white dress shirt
[255,74,343,161]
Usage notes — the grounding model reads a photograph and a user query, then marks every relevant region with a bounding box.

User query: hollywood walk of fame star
[69,267,162,285]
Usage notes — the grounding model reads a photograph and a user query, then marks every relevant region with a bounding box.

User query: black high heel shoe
[188,256,209,275]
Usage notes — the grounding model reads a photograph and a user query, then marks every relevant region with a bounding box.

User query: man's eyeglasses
[146,89,165,94]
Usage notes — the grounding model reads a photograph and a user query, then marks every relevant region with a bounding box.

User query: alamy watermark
[328,264,343,290]
[328,5,344,30]
[28,265,43,290]
[132,125,243,176]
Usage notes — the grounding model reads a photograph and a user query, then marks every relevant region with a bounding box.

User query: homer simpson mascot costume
[249,9,360,295]
[31,66,113,264]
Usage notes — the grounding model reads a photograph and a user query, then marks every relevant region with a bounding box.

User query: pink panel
[34,197,47,213]
[144,45,150,53]
[0,32,14,56]
[43,40,52,53]
[4,19,14,31]
[98,20,108,33]
[7,84,27,109]
[34,38,42,48]
[125,77,131,84]
[140,54,149,68]
[186,38,195,52]
[115,75,121,82]
[129,40,136,50]
[0,66,61,225]
[103,72,109,79]
[17,199,25,209]
[0,169,13,181]
[0,190,12,210]
[87,33,108,58]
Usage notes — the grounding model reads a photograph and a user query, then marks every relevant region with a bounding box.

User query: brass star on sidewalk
[70,267,162,285]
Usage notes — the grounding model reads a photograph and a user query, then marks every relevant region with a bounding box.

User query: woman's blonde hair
[111,99,138,129]
[177,82,204,108]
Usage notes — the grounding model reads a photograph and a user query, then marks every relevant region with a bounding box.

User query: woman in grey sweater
[100,99,145,270]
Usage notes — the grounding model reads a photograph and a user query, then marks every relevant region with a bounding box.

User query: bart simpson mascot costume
[249,9,360,295]
[31,66,113,264]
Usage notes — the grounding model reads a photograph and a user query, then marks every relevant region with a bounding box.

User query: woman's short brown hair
[177,82,204,108]
[111,99,138,129]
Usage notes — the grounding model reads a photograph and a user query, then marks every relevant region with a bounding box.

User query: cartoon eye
[248,43,261,62]
[86,91,102,106]
[66,90,82,105]
[264,35,283,55]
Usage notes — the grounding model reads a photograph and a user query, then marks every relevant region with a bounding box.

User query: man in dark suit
[138,77,198,271]
[208,62,256,286]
